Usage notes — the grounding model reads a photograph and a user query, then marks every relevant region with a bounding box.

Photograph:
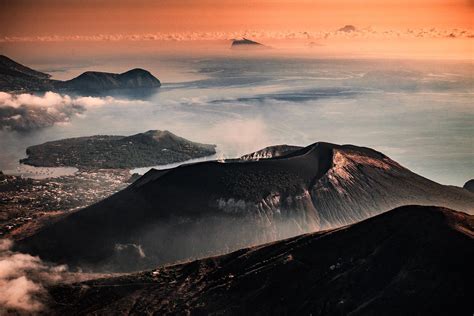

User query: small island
[231,38,268,50]
[20,130,216,169]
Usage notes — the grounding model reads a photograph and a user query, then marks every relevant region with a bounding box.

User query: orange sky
[0,0,473,36]
[0,0,472,59]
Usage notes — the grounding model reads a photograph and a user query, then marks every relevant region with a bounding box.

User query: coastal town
[0,169,135,238]
[0,128,217,240]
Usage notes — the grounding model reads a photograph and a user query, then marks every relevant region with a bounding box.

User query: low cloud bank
[0,239,69,313]
[0,92,142,131]
[0,27,471,43]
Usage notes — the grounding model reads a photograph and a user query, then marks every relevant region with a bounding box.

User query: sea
[0,48,472,185]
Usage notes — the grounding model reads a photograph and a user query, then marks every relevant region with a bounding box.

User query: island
[230,38,268,49]
[0,55,161,92]
[20,130,216,169]
[57,68,161,91]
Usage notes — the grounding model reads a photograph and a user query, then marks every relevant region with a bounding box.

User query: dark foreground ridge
[16,142,474,272]
[20,130,216,169]
[48,206,474,315]
[0,55,161,92]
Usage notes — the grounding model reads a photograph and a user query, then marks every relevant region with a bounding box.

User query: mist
[0,91,147,131]
[1,52,472,312]
[54,211,320,273]
[0,56,472,185]
[0,239,67,312]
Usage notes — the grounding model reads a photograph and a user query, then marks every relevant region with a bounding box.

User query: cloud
[0,239,69,313]
[0,239,111,313]
[338,25,357,33]
[0,28,472,43]
[0,92,143,132]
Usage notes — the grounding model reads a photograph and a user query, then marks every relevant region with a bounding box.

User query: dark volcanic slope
[20,130,216,168]
[49,206,474,316]
[17,142,474,272]
[0,55,160,92]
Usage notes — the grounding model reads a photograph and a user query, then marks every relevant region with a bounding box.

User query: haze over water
[0,47,472,186]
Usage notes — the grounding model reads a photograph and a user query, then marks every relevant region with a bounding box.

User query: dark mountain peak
[272,141,389,164]
[125,130,174,143]
[143,129,168,135]
[464,179,474,192]
[0,54,51,79]
[0,55,161,92]
[120,68,152,76]
[49,205,474,315]
[231,38,268,49]
[362,205,473,237]
[380,204,469,223]
[61,68,161,91]
[76,70,116,77]
[143,129,174,139]
[337,143,389,160]
[69,71,119,84]
[119,68,159,82]
[0,55,54,91]
[125,130,210,147]
[233,38,261,45]
[61,71,121,90]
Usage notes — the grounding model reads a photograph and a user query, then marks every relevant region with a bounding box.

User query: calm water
[0,55,473,185]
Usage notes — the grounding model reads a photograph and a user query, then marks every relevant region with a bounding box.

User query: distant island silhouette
[0,55,161,92]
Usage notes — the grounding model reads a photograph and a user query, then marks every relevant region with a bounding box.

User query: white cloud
[0,92,145,131]
[0,239,68,313]
[0,28,472,43]
[74,96,107,107]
